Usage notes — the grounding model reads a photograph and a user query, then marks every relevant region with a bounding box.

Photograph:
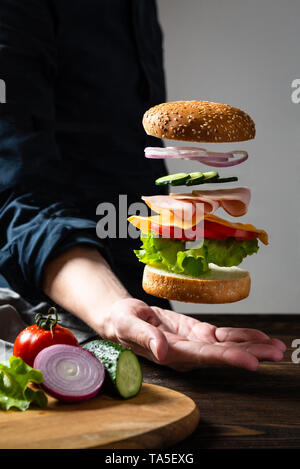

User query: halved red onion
[33,344,105,403]
[144,147,248,167]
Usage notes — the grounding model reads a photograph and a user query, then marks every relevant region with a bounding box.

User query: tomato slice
[149,221,227,241]
[149,218,259,241]
[148,218,259,242]
[204,220,258,240]
[203,228,228,240]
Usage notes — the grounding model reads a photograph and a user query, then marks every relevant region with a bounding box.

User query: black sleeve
[0,0,111,305]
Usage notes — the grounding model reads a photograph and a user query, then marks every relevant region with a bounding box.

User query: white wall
[156,0,300,313]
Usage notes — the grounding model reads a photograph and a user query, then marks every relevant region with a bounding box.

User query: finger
[196,342,260,370]
[241,342,284,362]
[132,301,162,327]
[216,341,284,362]
[215,327,273,344]
[151,306,217,341]
[113,308,168,362]
[150,306,185,334]
[270,338,286,352]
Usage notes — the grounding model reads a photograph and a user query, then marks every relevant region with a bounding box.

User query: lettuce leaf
[134,234,209,276]
[0,356,48,411]
[204,238,259,267]
[176,248,209,277]
[134,233,259,277]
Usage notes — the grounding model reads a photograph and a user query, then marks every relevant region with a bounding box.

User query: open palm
[109,299,286,371]
[152,306,285,371]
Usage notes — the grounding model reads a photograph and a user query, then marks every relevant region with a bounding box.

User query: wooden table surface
[140,314,300,449]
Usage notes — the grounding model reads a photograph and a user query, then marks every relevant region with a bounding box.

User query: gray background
[156,0,300,313]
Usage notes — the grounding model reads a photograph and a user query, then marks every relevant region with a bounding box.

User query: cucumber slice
[185,172,205,186]
[155,172,190,186]
[208,176,238,183]
[202,171,219,182]
[154,171,237,187]
[82,340,142,399]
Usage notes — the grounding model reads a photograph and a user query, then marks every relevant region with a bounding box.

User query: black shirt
[0,0,170,311]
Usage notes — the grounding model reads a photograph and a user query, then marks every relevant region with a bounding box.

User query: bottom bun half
[142,264,251,304]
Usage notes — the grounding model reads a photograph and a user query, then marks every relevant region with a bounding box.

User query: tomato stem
[34,307,59,336]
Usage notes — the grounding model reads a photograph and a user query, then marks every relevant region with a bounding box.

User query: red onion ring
[183,155,230,162]
[198,151,248,167]
[144,147,248,167]
[33,344,105,402]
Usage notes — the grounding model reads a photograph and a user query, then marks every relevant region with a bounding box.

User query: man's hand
[99,298,286,371]
[43,247,286,372]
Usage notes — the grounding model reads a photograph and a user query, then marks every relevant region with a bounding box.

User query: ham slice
[142,195,204,229]
[170,187,251,217]
[142,195,196,219]
[141,194,218,218]
[166,194,220,215]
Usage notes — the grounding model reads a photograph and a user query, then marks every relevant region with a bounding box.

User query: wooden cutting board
[0,383,200,449]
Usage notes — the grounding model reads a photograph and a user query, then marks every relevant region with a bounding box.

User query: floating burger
[128,101,268,303]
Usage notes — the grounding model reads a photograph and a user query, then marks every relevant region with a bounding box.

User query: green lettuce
[0,355,48,411]
[176,248,209,277]
[204,238,259,267]
[134,235,209,276]
[134,233,259,277]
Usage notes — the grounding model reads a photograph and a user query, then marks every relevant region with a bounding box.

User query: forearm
[42,246,132,333]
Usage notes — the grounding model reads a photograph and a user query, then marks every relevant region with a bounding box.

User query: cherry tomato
[13,307,79,367]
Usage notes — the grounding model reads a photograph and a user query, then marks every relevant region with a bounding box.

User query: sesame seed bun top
[142,100,256,143]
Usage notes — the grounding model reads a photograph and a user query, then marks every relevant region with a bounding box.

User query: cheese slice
[128,213,268,245]
[128,212,204,232]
